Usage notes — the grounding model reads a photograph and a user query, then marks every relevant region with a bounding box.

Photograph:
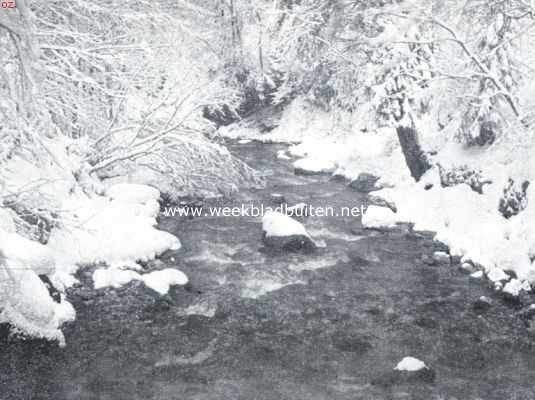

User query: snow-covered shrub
[499,179,530,219]
[438,165,492,194]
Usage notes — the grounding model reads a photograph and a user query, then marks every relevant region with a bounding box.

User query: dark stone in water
[262,233,316,252]
[414,316,438,329]
[270,193,285,204]
[421,254,436,266]
[473,296,492,313]
[450,255,462,265]
[294,166,332,176]
[371,367,436,387]
[348,173,381,193]
[369,195,397,213]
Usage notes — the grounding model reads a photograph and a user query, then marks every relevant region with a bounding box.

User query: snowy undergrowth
[1,140,186,344]
[47,182,185,297]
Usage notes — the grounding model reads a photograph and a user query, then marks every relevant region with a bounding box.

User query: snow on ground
[0,253,75,346]
[48,183,181,274]
[262,210,310,238]
[106,183,160,204]
[0,229,56,275]
[1,159,183,343]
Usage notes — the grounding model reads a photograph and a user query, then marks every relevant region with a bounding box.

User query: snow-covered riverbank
[219,98,535,298]
[0,144,187,344]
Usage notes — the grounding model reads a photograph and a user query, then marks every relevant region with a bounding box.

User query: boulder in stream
[349,173,381,193]
[372,356,435,387]
[262,211,316,252]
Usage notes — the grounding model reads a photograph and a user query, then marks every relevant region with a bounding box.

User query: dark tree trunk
[396,126,432,182]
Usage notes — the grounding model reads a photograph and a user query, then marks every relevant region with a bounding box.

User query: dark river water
[2,141,535,400]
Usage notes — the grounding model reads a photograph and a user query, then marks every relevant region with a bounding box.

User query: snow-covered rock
[48,189,180,272]
[372,356,435,386]
[0,267,75,346]
[261,211,316,251]
[394,357,427,372]
[93,267,188,295]
[487,268,510,283]
[93,268,142,290]
[433,251,451,264]
[349,172,381,193]
[293,157,336,176]
[141,269,188,295]
[503,279,531,297]
[473,296,492,312]
[362,206,400,229]
[460,262,477,274]
[470,271,484,279]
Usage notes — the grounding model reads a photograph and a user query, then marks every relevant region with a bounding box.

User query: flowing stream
[2,141,535,400]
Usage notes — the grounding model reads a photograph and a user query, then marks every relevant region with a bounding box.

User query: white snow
[394,356,427,372]
[48,184,180,274]
[141,269,188,294]
[93,267,188,295]
[105,183,160,204]
[0,266,75,346]
[487,268,509,283]
[276,150,291,160]
[93,268,142,290]
[503,279,531,297]
[293,156,336,175]
[470,271,484,279]
[0,229,56,275]
[262,210,310,238]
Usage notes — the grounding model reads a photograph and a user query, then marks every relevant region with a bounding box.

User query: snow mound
[93,267,188,295]
[0,230,56,275]
[0,266,75,346]
[141,269,188,294]
[293,157,336,175]
[48,184,180,273]
[262,211,309,238]
[503,279,531,297]
[395,357,427,372]
[93,268,142,289]
[106,183,160,204]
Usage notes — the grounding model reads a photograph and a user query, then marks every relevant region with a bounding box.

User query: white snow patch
[106,183,160,204]
[0,230,56,275]
[487,268,509,283]
[93,268,141,289]
[503,279,531,297]
[276,150,291,160]
[394,357,427,372]
[93,267,188,295]
[141,269,188,295]
[48,185,180,274]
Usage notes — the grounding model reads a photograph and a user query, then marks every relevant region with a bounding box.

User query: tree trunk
[396,126,431,182]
